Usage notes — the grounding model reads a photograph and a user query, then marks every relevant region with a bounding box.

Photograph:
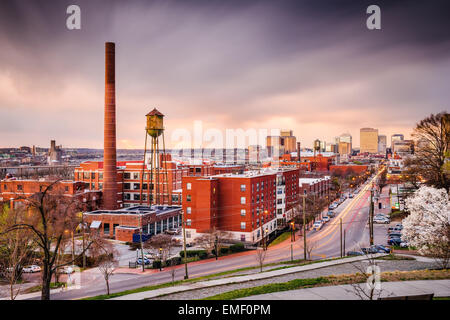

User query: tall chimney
[297,142,301,162]
[103,42,118,209]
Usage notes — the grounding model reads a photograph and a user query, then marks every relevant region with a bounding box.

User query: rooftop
[84,205,182,216]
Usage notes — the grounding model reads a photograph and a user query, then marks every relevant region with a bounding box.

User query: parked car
[375,213,389,219]
[312,221,323,231]
[374,216,390,224]
[395,224,403,230]
[327,210,335,218]
[374,244,391,253]
[347,251,364,256]
[388,238,402,246]
[361,247,379,254]
[22,265,41,273]
[388,232,402,238]
[400,241,409,248]
[349,194,354,198]
[322,216,330,223]
[136,258,151,265]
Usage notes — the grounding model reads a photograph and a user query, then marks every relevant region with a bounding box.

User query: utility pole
[340,218,343,257]
[303,196,306,260]
[343,229,346,257]
[139,215,145,272]
[182,213,189,279]
[214,236,218,260]
[71,230,75,265]
[370,189,374,246]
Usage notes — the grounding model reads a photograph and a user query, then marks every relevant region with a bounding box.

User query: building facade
[360,128,379,154]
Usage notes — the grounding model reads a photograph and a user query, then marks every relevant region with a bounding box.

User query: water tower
[139,108,171,206]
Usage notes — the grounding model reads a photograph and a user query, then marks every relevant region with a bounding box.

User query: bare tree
[0,181,101,300]
[406,112,450,191]
[144,234,179,263]
[0,204,35,300]
[305,240,317,261]
[255,247,267,272]
[93,241,118,296]
[193,228,232,257]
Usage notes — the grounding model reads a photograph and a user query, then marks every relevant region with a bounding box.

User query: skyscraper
[360,128,379,153]
[337,133,352,155]
[378,135,387,153]
[391,134,404,152]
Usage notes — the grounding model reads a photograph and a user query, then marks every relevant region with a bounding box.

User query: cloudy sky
[0,0,449,149]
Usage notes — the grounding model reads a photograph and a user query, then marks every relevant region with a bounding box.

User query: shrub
[229,243,245,253]
[152,260,162,269]
[179,250,208,259]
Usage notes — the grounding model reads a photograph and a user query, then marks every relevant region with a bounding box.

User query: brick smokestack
[103,42,118,209]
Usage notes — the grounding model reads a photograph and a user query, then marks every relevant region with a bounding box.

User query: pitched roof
[146,108,164,117]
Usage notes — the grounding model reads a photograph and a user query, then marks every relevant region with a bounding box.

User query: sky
[0,0,449,149]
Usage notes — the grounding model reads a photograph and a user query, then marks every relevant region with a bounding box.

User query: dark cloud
[0,0,449,148]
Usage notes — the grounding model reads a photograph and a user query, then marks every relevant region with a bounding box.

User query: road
[25,171,383,300]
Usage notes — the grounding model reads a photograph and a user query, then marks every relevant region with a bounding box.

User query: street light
[290,221,295,241]
[265,227,269,251]
[159,247,163,271]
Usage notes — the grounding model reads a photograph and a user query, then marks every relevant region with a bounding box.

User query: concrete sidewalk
[239,279,450,300]
[110,253,387,300]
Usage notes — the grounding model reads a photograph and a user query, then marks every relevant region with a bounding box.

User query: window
[186,219,192,226]
[124,193,131,200]
[186,231,191,238]
[186,183,192,190]
[172,194,179,202]
[187,207,192,214]
[17,185,23,191]
[133,172,139,180]
[124,183,131,190]
[91,172,95,179]
[3,184,6,191]
[240,184,246,192]
[186,195,191,202]
[134,194,140,201]
[240,197,246,204]
[124,172,131,179]
[99,172,103,180]
[83,172,90,179]
[99,183,103,190]
[241,234,246,242]
[91,183,95,189]
[277,199,283,204]
[104,223,110,235]
[64,186,69,192]
[240,222,246,230]
[133,183,140,190]
[240,209,246,216]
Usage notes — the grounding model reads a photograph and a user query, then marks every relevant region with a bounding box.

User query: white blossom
[402,186,450,257]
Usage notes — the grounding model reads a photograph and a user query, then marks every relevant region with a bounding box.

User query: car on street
[374,216,390,224]
[395,224,403,230]
[136,258,151,265]
[60,265,78,274]
[388,237,402,246]
[361,247,379,254]
[374,244,391,253]
[322,216,330,223]
[388,232,402,238]
[349,194,354,198]
[22,265,41,273]
[312,221,323,231]
[327,210,335,218]
[347,251,364,256]
[400,241,409,248]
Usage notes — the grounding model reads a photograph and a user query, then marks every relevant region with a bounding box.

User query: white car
[312,221,323,231]
[322,216,330,223]
[373,216,390,224]
[22,265,41,273]
[60,265,77,274]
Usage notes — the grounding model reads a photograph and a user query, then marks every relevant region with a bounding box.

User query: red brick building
[0,179,102,209]
[74,155,187,208]
[182,168,300,245]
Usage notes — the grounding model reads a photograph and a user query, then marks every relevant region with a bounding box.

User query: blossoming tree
[402,186,450,268]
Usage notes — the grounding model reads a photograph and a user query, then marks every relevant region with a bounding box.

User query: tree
[144,233,179,263]
[0,205,35,300]
[406,112,450,191]
[193,228,232,257]
[305,240,317,261]
[92,240,118,296]
[0,181,100,300]
[402,186,450,268]
[255,247,266,272]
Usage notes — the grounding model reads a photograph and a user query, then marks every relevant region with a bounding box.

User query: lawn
[268,232,292,247]
[203,269,450,300]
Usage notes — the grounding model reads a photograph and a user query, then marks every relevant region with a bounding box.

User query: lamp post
[290,221,295,241]
[159,247,163,271]
[214,236,218,260]
[265,227,269,251]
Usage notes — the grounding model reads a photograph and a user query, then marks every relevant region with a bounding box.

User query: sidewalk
[238,279,450,300]
[110,253,387,300]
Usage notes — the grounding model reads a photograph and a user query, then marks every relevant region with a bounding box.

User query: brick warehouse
[182,167,300,245]
[83,205,182,242]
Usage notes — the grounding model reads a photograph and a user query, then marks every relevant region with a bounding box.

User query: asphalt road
[25,172,384,300]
